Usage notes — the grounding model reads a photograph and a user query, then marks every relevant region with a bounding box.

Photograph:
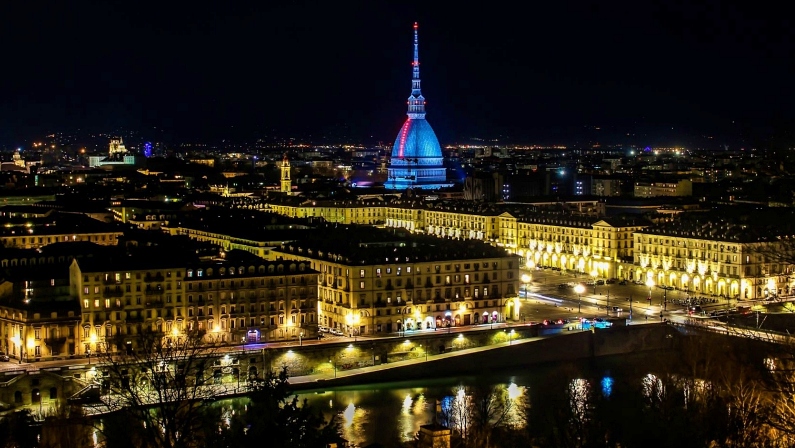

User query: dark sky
[1,1,794,146]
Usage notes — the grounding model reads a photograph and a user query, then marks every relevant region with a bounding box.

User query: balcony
[102,289,124,298]
[145,287,164,296]
[125,314,144,323]
[44,337,67,346]
[146,300,164,307]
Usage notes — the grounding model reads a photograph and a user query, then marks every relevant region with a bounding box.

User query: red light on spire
[414,22,418,29]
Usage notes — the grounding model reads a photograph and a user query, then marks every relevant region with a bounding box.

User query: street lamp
[574,284,585,313]
[329,359,336,378]
[646,278,655,306]
[591,270,598,294]
[299,331,304,346]
[509,329,515,345]
[521,274,531,299]
[88,332,97,365]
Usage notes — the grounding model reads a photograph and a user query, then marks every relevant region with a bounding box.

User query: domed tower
[386,23,448,190]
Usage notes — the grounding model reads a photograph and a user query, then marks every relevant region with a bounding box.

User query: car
[596,280,605,285]
[0,351,8,362]
[606,279,617,284]
[330,328,344,336]
[611,306,622,312]
[318,326,329,333]
[619,280,628,285]
[558,283,568,289]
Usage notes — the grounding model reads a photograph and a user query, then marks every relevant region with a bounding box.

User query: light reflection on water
[214,355,699,447]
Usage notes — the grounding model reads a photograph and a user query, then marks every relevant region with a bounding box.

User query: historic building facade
[68,258,319,357]
[272,241,521,336]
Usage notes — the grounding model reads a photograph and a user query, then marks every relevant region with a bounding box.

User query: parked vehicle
[0,351,8,362]
[596,280,605,285]
[318,326,329,333]
[606,279,617,284]
[619,280,628,285]
[330,328,344,336]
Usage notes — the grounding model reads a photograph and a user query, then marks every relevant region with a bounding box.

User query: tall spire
[407,22,426,119]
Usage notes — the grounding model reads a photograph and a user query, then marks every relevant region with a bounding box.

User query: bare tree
[38,401,93,448]
[94,329,221,448]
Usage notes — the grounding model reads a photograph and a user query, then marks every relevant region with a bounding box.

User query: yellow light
[171,327,179,337]
[521,274,531,283]
[90,333,98,343]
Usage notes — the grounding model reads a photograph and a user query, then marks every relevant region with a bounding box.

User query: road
[521,268,733,321]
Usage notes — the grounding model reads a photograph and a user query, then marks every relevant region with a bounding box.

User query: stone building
[272,224,521,336]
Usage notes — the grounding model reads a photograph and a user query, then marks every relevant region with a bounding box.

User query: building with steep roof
[386,23,450,190]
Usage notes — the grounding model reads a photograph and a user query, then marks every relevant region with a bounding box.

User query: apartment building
[69,255,320,356]
[632,216,795,300]
[182,260,318,343]
[271,225,521,336]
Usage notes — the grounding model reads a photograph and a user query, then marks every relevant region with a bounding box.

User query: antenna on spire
[407,22,426,119]
[413,22,419,73]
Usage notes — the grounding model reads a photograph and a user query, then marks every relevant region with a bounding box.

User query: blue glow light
[143,142,153,158]
[601,376,614,397]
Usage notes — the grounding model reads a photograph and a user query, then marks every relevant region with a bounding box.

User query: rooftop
[169,209,319,243]
[273,224,516,265]
[0,212,125,238]
[183,258,318,280]
[637,207,795,242]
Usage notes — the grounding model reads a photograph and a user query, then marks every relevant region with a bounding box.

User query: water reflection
[568,378,591,423]
[601,376,613,397]
[206,355,705,447]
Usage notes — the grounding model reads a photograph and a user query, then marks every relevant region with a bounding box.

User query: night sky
[1,1,794,146]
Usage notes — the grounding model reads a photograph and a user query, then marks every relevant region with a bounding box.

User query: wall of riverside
[262,325,540,379]
[288,323,679,390]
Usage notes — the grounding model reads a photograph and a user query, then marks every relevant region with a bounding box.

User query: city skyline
[2,2,795,147]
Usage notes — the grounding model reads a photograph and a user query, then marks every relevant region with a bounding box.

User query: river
[219,351,677,447]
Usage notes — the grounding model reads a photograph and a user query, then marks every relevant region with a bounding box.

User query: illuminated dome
[386,23,449,190]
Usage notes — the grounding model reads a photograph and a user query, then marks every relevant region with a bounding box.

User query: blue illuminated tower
[386,22,448,190]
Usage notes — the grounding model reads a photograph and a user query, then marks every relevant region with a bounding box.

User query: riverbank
[287,323,676,391]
